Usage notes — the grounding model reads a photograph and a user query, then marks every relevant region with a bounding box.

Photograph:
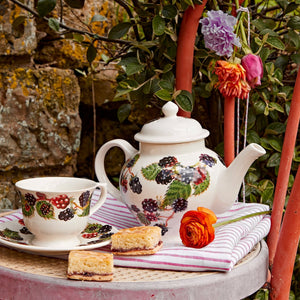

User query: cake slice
[111,226,162,255]
[67,250,113,281]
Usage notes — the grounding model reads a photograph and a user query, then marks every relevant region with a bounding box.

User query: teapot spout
[215,143,266,213]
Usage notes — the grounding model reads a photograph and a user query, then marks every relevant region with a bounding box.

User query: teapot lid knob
[134,101,210,144]
[162,101,178,118]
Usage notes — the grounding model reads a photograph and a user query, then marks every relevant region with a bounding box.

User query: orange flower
[180,207,271,249]
[214,60,251,99]
[179,207,217,248]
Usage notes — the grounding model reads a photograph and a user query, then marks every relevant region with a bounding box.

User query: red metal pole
[270,166,300,299]
[267,70,300,267]
[175,1,208,118]
[224,96,236,166]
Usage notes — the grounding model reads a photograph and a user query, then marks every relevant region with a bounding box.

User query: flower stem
[214,210,271,228]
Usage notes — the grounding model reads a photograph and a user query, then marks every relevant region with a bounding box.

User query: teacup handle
[95,139,138,202]
[89,182,107,216]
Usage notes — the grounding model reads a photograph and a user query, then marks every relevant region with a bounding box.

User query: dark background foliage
[9,0,300,298]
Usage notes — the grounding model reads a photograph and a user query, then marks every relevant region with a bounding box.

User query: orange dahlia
[214,60,251,99]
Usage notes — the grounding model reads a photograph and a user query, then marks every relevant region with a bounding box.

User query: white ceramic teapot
[95,102,266,241]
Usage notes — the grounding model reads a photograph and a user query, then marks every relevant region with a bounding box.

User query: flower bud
[241,54,264,88]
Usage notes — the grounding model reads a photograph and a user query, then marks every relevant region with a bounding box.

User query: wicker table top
[0,210,269,300]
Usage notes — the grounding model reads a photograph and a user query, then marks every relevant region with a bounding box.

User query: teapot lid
[134,101,209,144]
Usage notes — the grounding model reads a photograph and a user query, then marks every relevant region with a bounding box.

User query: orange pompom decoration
[214,60,251,99]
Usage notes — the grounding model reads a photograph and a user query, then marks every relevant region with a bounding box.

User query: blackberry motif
[100,232,114,239]
[154,224,168,236]
[126,156,137,168]
[36,201,54,219]
[172,198,188,212]
[146,212,158,221]
[98,224,112,233]
[131,205,140,213]
[79,191,90,207]
[179,167,195,184]
[158,156,178,167]
[142,198,158,212]
[199,154,217,167]
[129,176,142,194]
[40,203,52,215]
[20,227,31,234]
[58,208,74,221]
[155,169,174,185]
[25,193,36,206]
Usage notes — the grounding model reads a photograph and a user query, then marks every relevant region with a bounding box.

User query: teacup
[15,177,107,248]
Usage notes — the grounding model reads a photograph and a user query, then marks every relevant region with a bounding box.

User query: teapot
[95,102,266,241]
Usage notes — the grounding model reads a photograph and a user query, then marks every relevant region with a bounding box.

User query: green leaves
[175,90,194,112]
[287,16,300,30]
[117,104,131,123]
[163,181,192,208]
[266,36,285,50]
[87,44,97,63]
[142,164,162,180]
[48,18,60,32]
[155,89,172,101]
[108,22,131,39]
[193,175,210,195]
[37,0,56,18]
[119,57,144,76]
[64,0,85,9]
[152,16,165,36]
[162,5,177,19]
[90,14,107,23]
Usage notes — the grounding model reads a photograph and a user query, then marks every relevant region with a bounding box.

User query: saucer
[0,218,118,256]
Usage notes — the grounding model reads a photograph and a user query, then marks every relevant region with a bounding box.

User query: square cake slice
[111,226,162,255]
[67,250,113,281]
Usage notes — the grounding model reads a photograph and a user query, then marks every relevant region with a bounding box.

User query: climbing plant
[7,0,300,297]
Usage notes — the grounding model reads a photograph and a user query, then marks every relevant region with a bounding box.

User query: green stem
[234,0,249,48]
[213,210,271,228]
[212,0,219,10]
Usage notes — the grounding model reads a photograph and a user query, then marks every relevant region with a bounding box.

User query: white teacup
[15,177,107,248]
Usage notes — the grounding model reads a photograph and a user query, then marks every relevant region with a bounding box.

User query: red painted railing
[175,1,207,118]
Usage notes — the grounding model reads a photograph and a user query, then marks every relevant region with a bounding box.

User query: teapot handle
[95,139,138,201]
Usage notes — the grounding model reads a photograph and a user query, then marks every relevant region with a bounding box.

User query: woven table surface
[0,243,260,282]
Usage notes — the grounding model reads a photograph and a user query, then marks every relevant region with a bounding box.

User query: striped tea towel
[0,194,270,272]
[92,194,270,272]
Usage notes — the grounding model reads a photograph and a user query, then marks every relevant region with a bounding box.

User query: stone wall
[0,0,148,209]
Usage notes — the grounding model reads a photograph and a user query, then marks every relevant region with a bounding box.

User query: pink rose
[241,54,264,88]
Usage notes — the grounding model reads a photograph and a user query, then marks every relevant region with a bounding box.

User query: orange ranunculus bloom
[214,60,251,100]
[179,207,217,248]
